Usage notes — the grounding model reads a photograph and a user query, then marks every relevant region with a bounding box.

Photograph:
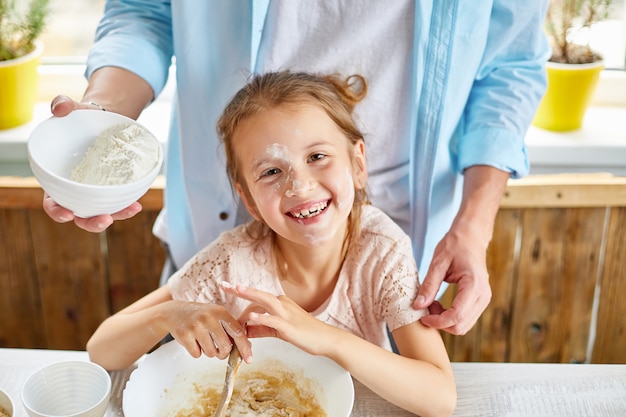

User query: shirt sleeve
[166,242,226,305]
[379,233,428,332]
[457,1,551,178]
[85,0,174,97]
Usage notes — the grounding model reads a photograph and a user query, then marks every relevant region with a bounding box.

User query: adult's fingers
[72,203,141,231]
[420,284,491,335]
[51,95,103,117]
[44,193,114,232]
[43,193,141,233]
[413,256,448,309]
[43,192,74,223]
[73,215,114,233]
[110,202,143,221]
[50,95,78,117]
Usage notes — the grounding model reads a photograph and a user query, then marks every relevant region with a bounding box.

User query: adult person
[46,1,551,336]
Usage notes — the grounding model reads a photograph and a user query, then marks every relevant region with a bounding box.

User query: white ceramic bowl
[0,388,14,417]
[27,110,163,218]
[124,338,354,417]
[21,361,111,417]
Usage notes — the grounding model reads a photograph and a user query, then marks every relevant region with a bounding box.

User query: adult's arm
[414,1,551,335]
[44,0,173,232]
[45,68,155,232]
[415,165,508,335]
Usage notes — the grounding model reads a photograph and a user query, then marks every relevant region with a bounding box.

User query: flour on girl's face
[255,143,356,208]
[257,143,315,197]
[335,166,355,212]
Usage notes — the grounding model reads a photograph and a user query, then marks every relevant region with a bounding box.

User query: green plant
[545,0,613,64]
[0,0,49,61]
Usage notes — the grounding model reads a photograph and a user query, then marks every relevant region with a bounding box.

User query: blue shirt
[87,1,550,291]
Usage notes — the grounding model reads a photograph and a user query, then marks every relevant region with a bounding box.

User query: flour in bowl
[70,123,161,185]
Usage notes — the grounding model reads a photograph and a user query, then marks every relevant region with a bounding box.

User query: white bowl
[27,110,163,218]
[124,338,354,417]
[21,361,111,417]
[0,388,14,417]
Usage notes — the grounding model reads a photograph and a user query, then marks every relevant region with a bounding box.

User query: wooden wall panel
[106,211,165,313]
[0,178,166,350]
[592,207,626,363]
[28,210,109,350]
[480,209,520,362]
[508,207,604,363]
[442,209,521,362]
[0,209,45,348]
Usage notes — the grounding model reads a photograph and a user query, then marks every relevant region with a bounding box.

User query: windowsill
[526,106,626,176]
[0,67,625,177]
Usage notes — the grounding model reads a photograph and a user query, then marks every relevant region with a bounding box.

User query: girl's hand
[219,282,337,357]
[164,300,252,363]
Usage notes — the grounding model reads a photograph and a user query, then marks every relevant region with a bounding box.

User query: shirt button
[219,212,229,220]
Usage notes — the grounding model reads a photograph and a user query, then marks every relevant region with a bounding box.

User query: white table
[1,348,625,416]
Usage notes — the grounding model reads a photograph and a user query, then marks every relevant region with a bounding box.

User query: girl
[87,71,456,417]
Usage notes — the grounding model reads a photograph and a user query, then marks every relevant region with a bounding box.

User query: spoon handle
[213,346,243,417]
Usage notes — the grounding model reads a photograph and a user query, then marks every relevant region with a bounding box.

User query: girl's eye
[309,153,325,162]
[260,167,281,178]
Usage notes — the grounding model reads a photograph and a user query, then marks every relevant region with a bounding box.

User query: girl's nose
[284,169,314,198]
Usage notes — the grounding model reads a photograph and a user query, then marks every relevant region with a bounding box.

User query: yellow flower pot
[532,61,604,132]
[0,41,43,129]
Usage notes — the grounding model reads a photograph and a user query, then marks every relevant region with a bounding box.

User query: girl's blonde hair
[217,70,369,247]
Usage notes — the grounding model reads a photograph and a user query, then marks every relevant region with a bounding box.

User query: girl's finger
[221,282,283,312]
[237,303,268,322]
[196,331,220,358]
[174,333,203,358]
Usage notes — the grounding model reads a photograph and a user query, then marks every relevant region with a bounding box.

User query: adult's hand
[42,95,143,232]
[43,191,142,233]
[413,165,509,335]
[413,227,491,336]
[50,94,103,116]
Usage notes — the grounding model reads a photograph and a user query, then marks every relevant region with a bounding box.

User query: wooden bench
[1,174,625,363]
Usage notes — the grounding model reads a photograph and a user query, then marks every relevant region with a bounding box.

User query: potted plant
[0,0,49,129]
[532,0,613,131]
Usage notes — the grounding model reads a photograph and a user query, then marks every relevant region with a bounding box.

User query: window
[40,0,104,62]
[34,0,624,106]
[588,0,625,70]
[39,0,624,68]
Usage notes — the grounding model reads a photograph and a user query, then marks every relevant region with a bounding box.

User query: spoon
[213,345,243,417]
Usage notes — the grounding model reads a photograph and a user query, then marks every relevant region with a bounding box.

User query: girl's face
[234,103,367,248]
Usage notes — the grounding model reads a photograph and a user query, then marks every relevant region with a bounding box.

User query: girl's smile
[287,199,329,220]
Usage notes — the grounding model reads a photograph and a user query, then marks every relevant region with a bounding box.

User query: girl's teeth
[291,201,328,218]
